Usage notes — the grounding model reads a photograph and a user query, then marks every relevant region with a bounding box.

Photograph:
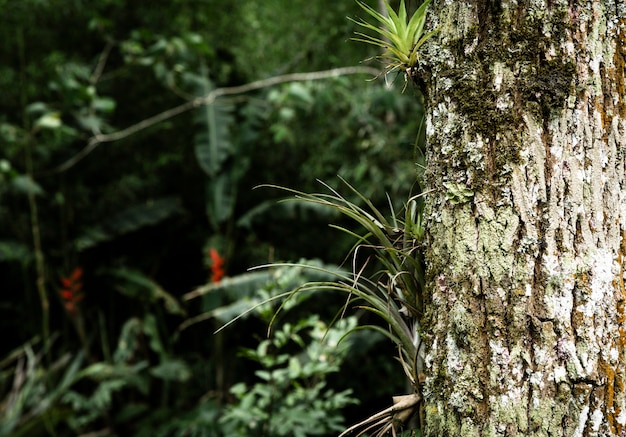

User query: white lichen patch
[464,36,478,55]
[573,405,590,437]
[548,283,574,322]
[578,249,616,318]
[553,365,568,383]
[590,407,604,431]
[446,331,463,375]
[493,62,505,91]
[542,253,562,278]
[529,371,544,391]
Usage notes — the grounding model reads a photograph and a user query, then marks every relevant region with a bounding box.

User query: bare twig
[43,66,381,176]
[90,41,114,85]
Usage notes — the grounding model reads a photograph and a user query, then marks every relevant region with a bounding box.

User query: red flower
[59,267,84,315]
[209,248,225,283]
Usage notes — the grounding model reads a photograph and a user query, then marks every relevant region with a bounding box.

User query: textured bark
[419,1,626,435]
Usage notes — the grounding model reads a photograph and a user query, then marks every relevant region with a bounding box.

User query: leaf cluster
[220,315,358,437]
[257,179,428,435]
[351,0,437,74]
[266,179,427,388]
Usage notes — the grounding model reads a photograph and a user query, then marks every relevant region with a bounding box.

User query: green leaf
[75,197,182,250]
[76,113,105,131]
[11,175,45,196]
[206,171,236,230]
[181,261,345,333]
[25,102,48,115]
[0,240,32,263]
[194,81,233,178]
[150,359,191,382]
[110,267,186,315]
[34,112,62,130]
[351,0,436,69]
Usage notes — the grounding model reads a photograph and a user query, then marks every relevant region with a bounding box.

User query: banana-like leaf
[193,78,233,178]
[206,171,236,231]
[75,197,182,251]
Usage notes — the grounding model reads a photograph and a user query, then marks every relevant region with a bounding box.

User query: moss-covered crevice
[611,16,626,119]
[518,58,576,121]
[427,5,576,198]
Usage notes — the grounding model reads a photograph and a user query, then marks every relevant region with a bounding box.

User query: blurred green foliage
[0,0,425,435]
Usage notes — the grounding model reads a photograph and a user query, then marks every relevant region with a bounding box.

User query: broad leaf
[75,197,182,250]
[193,78,233,178]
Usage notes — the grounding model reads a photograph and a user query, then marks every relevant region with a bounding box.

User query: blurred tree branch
[43,66,381,176]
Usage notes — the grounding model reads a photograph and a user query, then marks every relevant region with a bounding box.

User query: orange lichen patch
[602,360,617,434]
[593,98,610,141]
[601,358,624,436]
[618,245,626,331]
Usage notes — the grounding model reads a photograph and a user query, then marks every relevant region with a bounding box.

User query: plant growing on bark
[351,0,436,83]
[264,179,428,436]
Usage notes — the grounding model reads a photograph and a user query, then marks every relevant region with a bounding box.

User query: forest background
[0,0,426,435]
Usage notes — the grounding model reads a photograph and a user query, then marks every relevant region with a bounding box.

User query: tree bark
[419,1,626,435]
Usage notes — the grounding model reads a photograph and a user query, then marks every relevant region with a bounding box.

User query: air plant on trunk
[262,178,428,436]
[350,0,437,87]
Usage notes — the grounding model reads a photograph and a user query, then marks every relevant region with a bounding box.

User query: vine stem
[18,26,51,362]
[26,141,50,360]
[42,66,381,176]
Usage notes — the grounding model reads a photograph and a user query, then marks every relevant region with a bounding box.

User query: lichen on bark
[419,1,626,435]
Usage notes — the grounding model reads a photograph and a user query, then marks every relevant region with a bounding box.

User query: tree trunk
[419,1,626,435]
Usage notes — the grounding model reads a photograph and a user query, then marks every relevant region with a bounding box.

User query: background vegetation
[0,0,425,435]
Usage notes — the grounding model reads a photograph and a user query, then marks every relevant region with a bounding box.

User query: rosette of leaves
[262,178,427,436]
[351,0,436,82]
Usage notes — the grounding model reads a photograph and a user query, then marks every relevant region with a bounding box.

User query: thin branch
[43,66,381,176]
[90,41,114,85]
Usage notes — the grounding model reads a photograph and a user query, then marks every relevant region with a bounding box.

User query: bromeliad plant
[264,178,428,436]
[351,0,437,83]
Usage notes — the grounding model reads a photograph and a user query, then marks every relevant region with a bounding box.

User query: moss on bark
[419,1,626,435]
